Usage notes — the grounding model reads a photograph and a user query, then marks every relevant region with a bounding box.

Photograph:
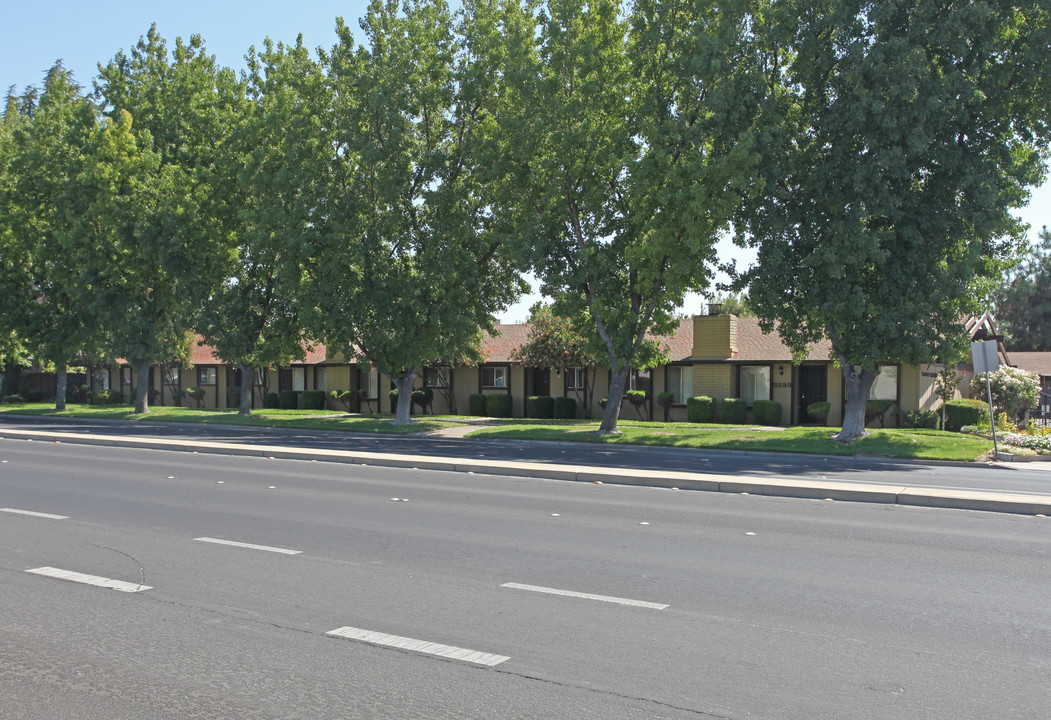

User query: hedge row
[687,396,783,425]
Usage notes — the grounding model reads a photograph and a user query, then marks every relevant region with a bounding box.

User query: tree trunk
[598,364,630,434]
[390,366,419,425]
[836,363,879,443]
[55,360,67,411]
[239,363,254,416]
[134,360,151,414]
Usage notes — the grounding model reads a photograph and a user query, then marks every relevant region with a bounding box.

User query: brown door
[798,365,827,424]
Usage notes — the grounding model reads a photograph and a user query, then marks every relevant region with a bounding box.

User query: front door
[530,367,550,397]
[798,365,827,424]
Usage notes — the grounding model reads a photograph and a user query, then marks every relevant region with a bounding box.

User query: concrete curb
[2,427,1049,517]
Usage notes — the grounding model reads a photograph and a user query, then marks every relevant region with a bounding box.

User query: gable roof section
[1010,352,1051,378]
[483,322,532,363]
[733,317,833,363]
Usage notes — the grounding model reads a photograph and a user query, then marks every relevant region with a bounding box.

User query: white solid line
[1,508,69,520]
[194,537,302,555]
[326,626,510,667]
[500,582,668,610]
[26,567,151,593]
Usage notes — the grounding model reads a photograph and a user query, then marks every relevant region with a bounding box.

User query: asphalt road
[3,415,1051,496]
[2,441,1050,719]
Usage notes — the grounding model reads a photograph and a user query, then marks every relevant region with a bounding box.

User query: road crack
[86,543,149,590]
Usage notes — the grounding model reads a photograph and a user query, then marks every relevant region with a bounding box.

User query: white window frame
[740,365,771,407]
[565,367,585,391]
[482,366,508,389]
[291,367,305,392]
[666,365,693,405]
[198,367,217,386]
[869,365,898,401]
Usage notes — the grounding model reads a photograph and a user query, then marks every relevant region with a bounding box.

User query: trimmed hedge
[899,408,938,429]
[91,389,124,405]
[553,396,577,419]
[486,393,513,418]
[944,398,989,431]
[264,392,281,409]
[278,389,299,410]
[468,393,487,416]
[752,399,782,426]
[302,389,326,410]
[527,395,555,419]
[25,389,44,403]
[806,401,831,423]
[687,396,716,423]
[865,400,895,426]
[719,398,746,424]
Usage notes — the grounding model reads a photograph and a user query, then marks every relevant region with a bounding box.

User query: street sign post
[970,340,1000,456]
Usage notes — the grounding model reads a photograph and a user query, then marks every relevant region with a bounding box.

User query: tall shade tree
[995,226,1051,351]
[495,0,762,433]
[198,37,329,415]
[312,0,523,425]
[91,27,239,413]
[0,65,103,410]
[737,0,1051,442]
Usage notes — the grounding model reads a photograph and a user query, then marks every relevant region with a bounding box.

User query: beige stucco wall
[825,366,843,427]
[771,363,793,425]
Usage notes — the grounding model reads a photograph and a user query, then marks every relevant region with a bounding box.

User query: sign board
[970,340,1000,375]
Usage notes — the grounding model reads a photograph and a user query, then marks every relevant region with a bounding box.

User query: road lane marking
[194,537,302,555]
[26,567,151,592]
[326,626,509,667]
[500,582,668,609]
[1,508,68,520]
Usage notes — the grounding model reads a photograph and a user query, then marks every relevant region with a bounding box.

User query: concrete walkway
[1,420,1049,517]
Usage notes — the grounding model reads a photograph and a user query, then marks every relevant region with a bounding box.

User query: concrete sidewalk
[2,423,1049,517]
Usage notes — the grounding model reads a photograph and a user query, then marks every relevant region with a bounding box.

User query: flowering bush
[1003,432,1051,452]
[969,366,1040,422]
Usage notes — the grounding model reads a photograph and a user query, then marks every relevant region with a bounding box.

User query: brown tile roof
[190,336,328,365]
[483,322,532,363]
[1010,352,1051,377]
[732,317,833,363]
[660,317,694,362]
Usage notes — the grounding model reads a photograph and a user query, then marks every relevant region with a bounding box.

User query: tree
[1,64,104,410]
[710,291,753,317]
[91,28,239,413]
[995,226,1051,351]
[494,0,762,433]
[311,0,523,425]
[934,363,964,432]
[198,37,328,415]
[510,303,601,417]
[737,0,1051,442]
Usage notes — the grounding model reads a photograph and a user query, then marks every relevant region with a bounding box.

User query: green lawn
[464,421,994,462]
[0,403,455,434]
[0,403,994,460]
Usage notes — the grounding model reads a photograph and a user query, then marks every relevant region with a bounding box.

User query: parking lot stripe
[1,508,69,520]
[194,537,302,555]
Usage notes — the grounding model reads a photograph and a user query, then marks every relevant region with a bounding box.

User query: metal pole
[984,344,998,457]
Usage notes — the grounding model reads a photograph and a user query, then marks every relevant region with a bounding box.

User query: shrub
[752,399,782,426]
[486,393,513,418]
[330,389,354,411]
[943,398,989,432]
[411,386,434,415]
[719,398,746,424]
[806,401,830,424]
[278,389,299,409]
[302,390,326,410]
[4,393,24,403]
[899,408,939,429]
[969,366,1040,422]
[865,400,895,427]
[264,392,280,409]
[553,396,577,419]
[184,387,205,408]
[91,389,124,405]
[468,393,487,416]
[25,389,44,403]
[687,396,716,423]
[656,391,675,421]
[959,425,978,434]
[527,395,554,419]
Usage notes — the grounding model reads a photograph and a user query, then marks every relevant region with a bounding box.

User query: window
[740,366,771,407]
[423,366,448,388]
[481,366,508,389]
[315,367,326,392]
[869,365,898,401]
[198,367,217,386]
[565,367,585,391]
[666,366,693,405]
[164,366,180,386]
[292,367,305,392]
[630,369,651,395]
[359,367,379,398]
[121,367,132,386]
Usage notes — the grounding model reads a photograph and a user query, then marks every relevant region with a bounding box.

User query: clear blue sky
[3,0,1047,322]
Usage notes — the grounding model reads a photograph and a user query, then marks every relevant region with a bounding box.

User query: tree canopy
[737,0,1051,441]
[995,226,1051,351]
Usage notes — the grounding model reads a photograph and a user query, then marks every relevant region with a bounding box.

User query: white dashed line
[194,537,302,555]
[326,626,510,666]
[500,582,668,609]
[1,508,68,520]
[26,567,151,592]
